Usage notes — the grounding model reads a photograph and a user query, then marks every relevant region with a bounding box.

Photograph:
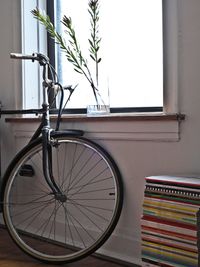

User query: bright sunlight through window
[55,0,163,109]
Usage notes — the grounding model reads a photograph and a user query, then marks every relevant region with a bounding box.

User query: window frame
[46,0,164,114]
[21,0,47,109]
[21,0,180,116]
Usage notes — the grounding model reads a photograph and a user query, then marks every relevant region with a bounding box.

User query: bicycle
[0,53,123,264]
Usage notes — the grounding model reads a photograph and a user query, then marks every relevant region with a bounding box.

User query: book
[142,175,200,267]
[146,175,200,188]
[141,219,197,240]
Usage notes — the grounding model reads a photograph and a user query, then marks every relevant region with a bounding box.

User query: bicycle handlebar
[10,53,36,60]
[10,52,66,131]
[10,53,49,66]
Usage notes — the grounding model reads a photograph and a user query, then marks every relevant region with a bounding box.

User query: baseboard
[93,252,140,267]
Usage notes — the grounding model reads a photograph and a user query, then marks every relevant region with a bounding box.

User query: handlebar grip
[10,53,37,61]
[10,52,50,66]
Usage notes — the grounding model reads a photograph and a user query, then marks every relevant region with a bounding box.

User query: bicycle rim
[3,135,123,264]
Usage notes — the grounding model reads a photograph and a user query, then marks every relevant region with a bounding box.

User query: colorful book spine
[197,209,200,265]
[141,175,200,267]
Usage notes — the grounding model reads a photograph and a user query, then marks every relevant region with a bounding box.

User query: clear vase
[87,84,110,116]
[87,104,110,116]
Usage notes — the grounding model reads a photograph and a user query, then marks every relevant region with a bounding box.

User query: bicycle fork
[41,63,66,202]
[42,128,67,202]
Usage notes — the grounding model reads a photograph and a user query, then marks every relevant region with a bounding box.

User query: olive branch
[31,0,102,105]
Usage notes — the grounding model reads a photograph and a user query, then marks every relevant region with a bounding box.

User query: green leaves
[31,8,66,51]
[31,7,86,78]
[88,0,102,85]
[31,0,102,103]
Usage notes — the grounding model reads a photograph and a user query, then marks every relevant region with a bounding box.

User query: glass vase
[87,84,110,116]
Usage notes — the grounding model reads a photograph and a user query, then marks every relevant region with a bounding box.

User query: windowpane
[55,0,163,109]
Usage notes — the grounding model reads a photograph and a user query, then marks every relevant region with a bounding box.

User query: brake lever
[62,84,78,109]
[63,84,78,98]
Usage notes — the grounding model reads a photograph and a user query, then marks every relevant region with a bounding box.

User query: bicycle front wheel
[3,134,123,264]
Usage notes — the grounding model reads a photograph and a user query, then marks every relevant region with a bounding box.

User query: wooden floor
[0,227,127,267]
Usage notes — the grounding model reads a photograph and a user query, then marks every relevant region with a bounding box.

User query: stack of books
[141,175,200,267]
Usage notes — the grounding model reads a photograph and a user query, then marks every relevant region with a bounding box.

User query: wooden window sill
[5,112,185,123]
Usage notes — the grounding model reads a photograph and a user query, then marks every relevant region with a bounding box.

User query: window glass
[55,0,163,109]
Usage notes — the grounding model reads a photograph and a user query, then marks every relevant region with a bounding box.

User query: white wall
[0,0,22,109]
[1,0,200,266]
[0,0,22,175]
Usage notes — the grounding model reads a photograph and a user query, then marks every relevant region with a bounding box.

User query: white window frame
[162,0,180,114]
[21,0,47,109]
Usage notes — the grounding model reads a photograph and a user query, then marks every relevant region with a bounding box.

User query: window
[21,0,47,109]
[48,0,163,112]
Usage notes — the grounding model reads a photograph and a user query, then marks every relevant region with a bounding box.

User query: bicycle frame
[0,53,82,201]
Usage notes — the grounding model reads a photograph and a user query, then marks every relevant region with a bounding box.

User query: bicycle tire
[2,133,123,264]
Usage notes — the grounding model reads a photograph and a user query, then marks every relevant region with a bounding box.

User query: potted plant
[31,0,109,115]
